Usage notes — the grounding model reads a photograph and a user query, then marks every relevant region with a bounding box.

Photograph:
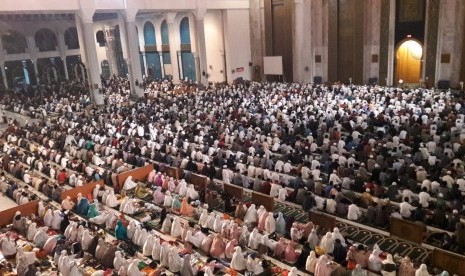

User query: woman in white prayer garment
[170,217,182,238]
[213,214,223,233]
[332,227,346,247]
[168,247,183,272]
[248,228,262,250]
[105,189,119,207]
[319,232,335,254]
[123,176,137,190]
[127,259,143,276]
[51,209,63,230]
[264,212,276,234]
[143,233,155,256]
[415,264,431,276]
[159,242,171,268]
[81,229,94,251]
[230,246,246,271]
[243,204,258,226]
[27,222,38,241]
[127,220,138,240]
[90,210,109,225]
[114,251,127,272]
[0,234,17,258]
[151,237,162,261]
[186,184,199,200]
[43,208,53,227]
[33,226,49,248]
[199,209,209,227]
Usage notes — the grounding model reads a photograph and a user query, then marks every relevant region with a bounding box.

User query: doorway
[395,39,423,85]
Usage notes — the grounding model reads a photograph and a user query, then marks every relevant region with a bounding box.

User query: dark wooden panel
[461,16,465,85]
[431,249,465,276]
[389,217,426,244]
[327,0,338,82]
[144,45,157,52]
[189,173,207,191]
[336,0,364,84]
[61,180,103,201]
[224,183,243,200]
[440,54,450,64]
[379,0,391,86]
[264,0,293,82]
[308,211,336,233]
[251,192,274,212]
[0,200,39,227]
[424,0,440,86]
[117,165,153,188]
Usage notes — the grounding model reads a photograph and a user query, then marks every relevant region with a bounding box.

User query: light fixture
[407,35,412,38]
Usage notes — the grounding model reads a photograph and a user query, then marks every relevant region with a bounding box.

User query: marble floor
[0,194,18,211]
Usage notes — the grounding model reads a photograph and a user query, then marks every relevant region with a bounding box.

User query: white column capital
[77,9,95,24]
[166,12,177,24]
[193,8,207,21]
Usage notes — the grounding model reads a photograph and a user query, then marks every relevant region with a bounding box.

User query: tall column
[26,36,39,83]
[80,17,104,105]
[435,0,465,87]
[1,64,8,89]
[75,15,87,64]
[62,57,69,79]
[117,13,130,61]
[141,52,147,78]
[125,19,144,96]
[194,10,208,84]
[293,0,312,82]
[0,38,8,89]
[363,0,381,84]
[166,12,180,83]
[250,0,264,81]
[32,59,39,84]
[57,33,69,80]
[386,0,396,86]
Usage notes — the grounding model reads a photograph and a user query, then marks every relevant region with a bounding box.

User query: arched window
[2,30,27,54]
[96,30,106,47]
[179,17,191,45]
[143,22,156,46]
[34,28,57,51]
[64,27,79,49]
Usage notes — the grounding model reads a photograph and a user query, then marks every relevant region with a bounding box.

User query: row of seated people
[1,79,462,268]
[2,109,464,260]
[4,104,459,247]
[0,124,442,276]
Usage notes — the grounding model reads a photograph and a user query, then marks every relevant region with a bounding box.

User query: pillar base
[91,89,105,105]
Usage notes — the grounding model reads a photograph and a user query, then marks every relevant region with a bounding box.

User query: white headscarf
[168,247,182,272]
[243,204,257,225]
[231,246,246,271]
[170,217,182,238]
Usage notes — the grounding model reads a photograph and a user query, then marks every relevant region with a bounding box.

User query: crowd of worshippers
[0,79,464,274]
[0,143,442,276]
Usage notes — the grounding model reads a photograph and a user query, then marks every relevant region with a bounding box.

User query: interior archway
[395,39,423,85]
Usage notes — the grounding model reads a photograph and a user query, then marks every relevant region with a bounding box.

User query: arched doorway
[42,64,60,84]
[395,39,423,85]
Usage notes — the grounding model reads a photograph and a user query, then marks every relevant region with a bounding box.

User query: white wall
[204,10,226,82]
[223,9,252,82]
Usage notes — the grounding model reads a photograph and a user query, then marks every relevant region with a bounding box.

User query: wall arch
[34,28,57,51]
[395,38,423,84]
[64,27,79,49]
[143,21,156,46]
[1,30,27,54]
